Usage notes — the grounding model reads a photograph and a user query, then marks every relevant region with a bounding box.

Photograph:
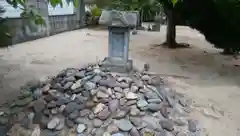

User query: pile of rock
[0,64,200,136]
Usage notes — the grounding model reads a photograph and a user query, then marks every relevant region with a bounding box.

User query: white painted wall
[0,0,74,18]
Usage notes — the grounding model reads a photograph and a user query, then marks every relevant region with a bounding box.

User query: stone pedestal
[152,15,161,31]
[102,57,133,73]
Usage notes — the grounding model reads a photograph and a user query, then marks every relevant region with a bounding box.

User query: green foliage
[175,0,240,52]
[0,7,11,46]
[90,5,101,17]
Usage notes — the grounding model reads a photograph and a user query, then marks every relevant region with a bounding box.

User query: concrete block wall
[4,0,85,45]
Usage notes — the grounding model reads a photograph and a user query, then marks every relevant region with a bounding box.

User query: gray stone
[55,118,65,130]
[82,91,90,98]
[137,100,148,108]
[113,110,128,119]
[118,82,129,88]
[142,116,159,130]
[129,117,143,128]
[108,99,119,113]
[120,98,126,106]
[173,118,187,126]
[80,109,91,117]
[188,119,197,132]
[94,128,105,136]
[92,75,102,83]
[66,118,75,128]
[131,86,139,93]
[116,92,124,99]
[91,89,99,96]
[152,112,165,120]
[76,71,86,78]
[64,102,80,114]
[97,107,111,120]
[93,119,103,128]
[47,117,60,129]
[69,110,79,120]
[142,75,150,81]
[98,86,108,91]
[0,117,8,125]
[148,103,161,112]
[106,124,119,134]
[16,97,33,106]
[64,82,74,90]
[116,119,133,131]
[144,91,159,100]
[75,117,89,124]
[84,82,96,90]
[47,101,57,109]
[126,100,137,106]
[132,81,144,88]
[130,108,140,116]
[102,118,113,128]
[56,97,71,106]
[160,120,174,131]
[130,126,140,136]
[21,116,33,129]
[19,91,32,99]
[166,96,175,108]
[40,129,61,136]
[97,91,109,99]
[98,79,118,88]
[147,99,162,104]
[160,106,169,118]
[39,116,50,129]
[99,10,138,27]
[112,133,124,136]
[43,109,51,116]
[114,87,123,92]
[65,76,76,82]
[148,76,162,86]
[33,99,46,112]
[77,124,86,133]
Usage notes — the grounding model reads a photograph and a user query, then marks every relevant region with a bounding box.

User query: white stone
[31,125,40,136]
[71,79,82,90]
[126,92,138,100]
[71,94,76,101]
[77,124,86,133]
[94,103,106,114]
[47,117,60,129]
[94,68,101,74]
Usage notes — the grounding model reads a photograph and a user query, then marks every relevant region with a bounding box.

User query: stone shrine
[99,10,138,72]
[152,15,161,31]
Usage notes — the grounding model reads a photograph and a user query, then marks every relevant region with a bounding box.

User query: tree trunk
[165,9,176,48]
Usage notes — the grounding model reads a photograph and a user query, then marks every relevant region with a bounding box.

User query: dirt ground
[0,25,240,136]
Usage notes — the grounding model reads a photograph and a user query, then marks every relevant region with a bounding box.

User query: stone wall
[4,0,85,45]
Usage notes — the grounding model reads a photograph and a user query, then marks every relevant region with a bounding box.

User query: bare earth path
[0,26,240,136]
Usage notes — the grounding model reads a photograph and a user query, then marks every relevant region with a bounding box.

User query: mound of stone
[0,63,200,136]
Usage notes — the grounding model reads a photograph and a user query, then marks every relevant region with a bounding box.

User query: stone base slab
[101,57,133,73]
